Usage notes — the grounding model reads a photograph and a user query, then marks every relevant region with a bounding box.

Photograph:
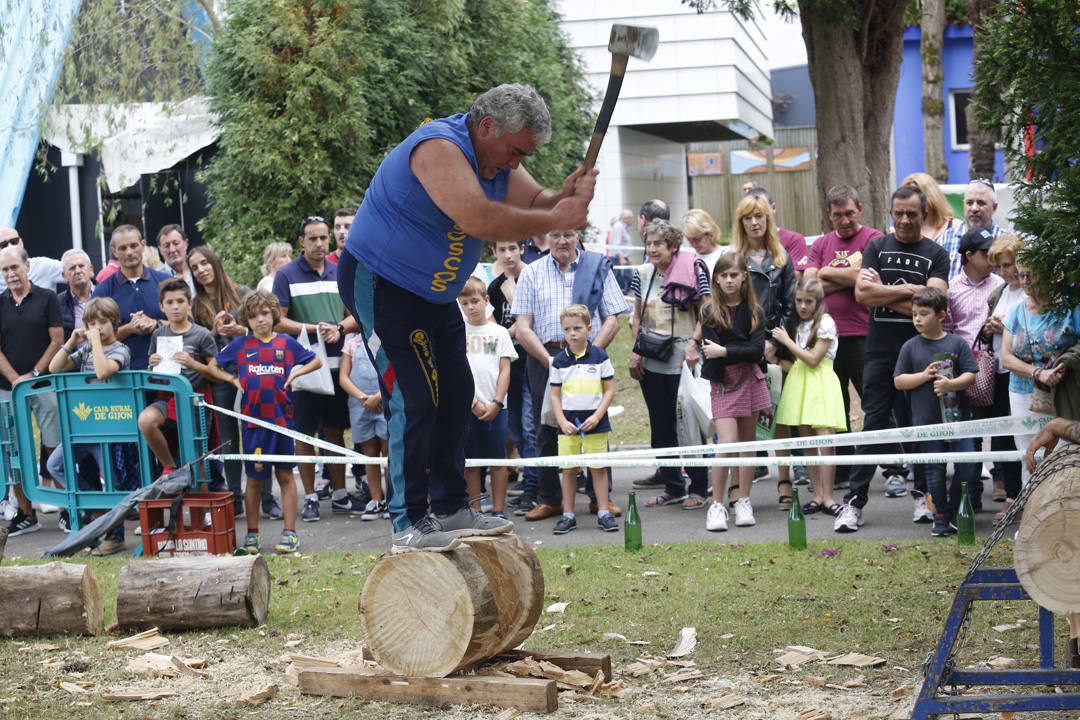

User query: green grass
[1,536,1069,719]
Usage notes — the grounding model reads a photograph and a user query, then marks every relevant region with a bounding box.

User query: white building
[555,0,775,235]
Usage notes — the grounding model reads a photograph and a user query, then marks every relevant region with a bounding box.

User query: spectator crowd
[2,174,1076,552]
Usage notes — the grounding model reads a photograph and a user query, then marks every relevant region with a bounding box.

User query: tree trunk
[0,562,104,637]
[116,555,271,631]
[0,527,7,564]
[801,1,915,233]
[921,0,949,182]
[966,0,999,180]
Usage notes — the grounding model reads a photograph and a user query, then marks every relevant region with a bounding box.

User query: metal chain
[921,444,1080,683]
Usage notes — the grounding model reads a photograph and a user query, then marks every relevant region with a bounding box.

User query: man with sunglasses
[0,228,63,294]
[337,83,595,553]
[939,179,1007,279]
[272,215,360,523]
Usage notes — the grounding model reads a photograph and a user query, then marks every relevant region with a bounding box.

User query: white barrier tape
[571,415,1051,463]
[201,401,367,460]
[212,454,382,465]
[208,450,1025,469]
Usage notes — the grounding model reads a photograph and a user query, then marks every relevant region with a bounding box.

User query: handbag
[290,330,335,395]
[632,269,676,362]
[965,337,996,407]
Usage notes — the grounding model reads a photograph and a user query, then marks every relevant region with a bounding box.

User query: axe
[582,24,659,171]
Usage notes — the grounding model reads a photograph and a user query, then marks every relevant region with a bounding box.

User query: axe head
[608,24,659,61]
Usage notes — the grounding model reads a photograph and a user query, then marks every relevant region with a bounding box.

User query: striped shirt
[272,253,346,368]
[510,252,628,344]
[939,222,1006,279]
[548,343,614,434]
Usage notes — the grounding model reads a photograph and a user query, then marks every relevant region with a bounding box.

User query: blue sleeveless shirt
[345,114,510,303]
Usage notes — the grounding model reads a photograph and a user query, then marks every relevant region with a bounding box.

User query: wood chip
[753,673,783,683]
[107,628,169,651]
[666,627,697,658]
[805,675,829,686]
[57,681,89,695]
[126,653,196,678]
[843,675,867,688]
[825,652,885,667]
[622,661,658,677]
[233,683,278,706]
[987,655,1017,669]
[711,693,745,709]
[786,645,827,660]
[101,689,178,702]
[602,632,627,642]
[797,709,832,720]
[891,683,914,699]
[284,653,341,668]
[492,710,521,720]
[662,669,704,683]
[992,623,1024,633]
[545,602,568,614]
[284,638,303,648]
[776,651,816,669]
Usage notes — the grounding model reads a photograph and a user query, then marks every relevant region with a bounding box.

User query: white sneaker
[37,503,61,514]
[705,501,729,531]
[733,497,756,527]
[0,496,16,521]
[833,503,863,533]
[912,492,933,524]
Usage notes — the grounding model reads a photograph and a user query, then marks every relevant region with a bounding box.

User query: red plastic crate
[138,491,236,556]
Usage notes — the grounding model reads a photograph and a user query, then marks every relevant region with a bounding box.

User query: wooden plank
[298,666,558,713]
[498,649,612,682]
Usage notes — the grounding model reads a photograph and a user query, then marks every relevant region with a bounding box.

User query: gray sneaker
[884,474,908,498]
[431,504,514,538]
[390,516,462,554]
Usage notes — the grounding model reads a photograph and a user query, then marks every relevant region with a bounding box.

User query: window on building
[950,90,972,150]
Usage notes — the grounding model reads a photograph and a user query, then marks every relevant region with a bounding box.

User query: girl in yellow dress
[770,278,847,516]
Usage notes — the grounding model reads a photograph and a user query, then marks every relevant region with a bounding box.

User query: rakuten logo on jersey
[250,363,285,376]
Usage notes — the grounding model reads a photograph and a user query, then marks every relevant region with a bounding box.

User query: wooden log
[297,666,558,713]
[116,554,270,631]
[0,526,7,564]
[360,545,499,677]
[461,534,545,657]
[1015,445,1080,614]
[0,561,104,636]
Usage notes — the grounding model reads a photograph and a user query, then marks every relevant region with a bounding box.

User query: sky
[762,6,807,69]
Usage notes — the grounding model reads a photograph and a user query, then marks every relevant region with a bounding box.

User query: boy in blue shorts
[549,304,616,534]
[208,290,322,554]
[458,277,517,518]
[340,331,389,520]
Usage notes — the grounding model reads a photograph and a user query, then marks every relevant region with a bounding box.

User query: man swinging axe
[339,29,657,555]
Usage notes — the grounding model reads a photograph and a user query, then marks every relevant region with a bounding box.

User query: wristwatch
[31,368,40,377]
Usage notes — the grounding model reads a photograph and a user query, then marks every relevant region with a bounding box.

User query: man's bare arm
[817,265,861,288]
[411,139,589,241]
[593,314,621,349]
[514,314,550,366]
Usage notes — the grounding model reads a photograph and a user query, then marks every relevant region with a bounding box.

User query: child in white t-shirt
[457,277,518,517]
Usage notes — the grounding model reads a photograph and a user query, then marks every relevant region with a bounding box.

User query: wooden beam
[297,666,558,713]
[499,649,612,682]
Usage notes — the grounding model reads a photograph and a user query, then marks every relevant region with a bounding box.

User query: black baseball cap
[959,227,994,255]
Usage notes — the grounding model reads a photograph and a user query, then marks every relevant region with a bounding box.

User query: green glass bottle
[788,486,807,549]
[624,491,642,551]
[956,481,976,546]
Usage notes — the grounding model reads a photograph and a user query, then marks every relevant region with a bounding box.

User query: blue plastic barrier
[3,371,210,532]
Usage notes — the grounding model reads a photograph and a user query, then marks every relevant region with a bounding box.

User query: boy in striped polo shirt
[549,304,616,534]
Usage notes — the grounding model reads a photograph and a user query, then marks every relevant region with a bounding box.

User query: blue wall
[894,24,1006,184]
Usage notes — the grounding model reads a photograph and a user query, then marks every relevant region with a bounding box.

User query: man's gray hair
[0,245,30,264]
[468,84,552,145]
[967,178,997,203]
[825,184,861,210]
[61,248,92,270]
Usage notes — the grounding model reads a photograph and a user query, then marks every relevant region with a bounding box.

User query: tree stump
[0,561,104,636]
[116,554,270,631]
[360,534,545,677]
[1015,445,1080,614]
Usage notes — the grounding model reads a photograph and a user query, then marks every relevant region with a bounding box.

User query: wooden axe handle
[582,53,629,172]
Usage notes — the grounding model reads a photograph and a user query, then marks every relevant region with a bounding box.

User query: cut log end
[360,534,543,677]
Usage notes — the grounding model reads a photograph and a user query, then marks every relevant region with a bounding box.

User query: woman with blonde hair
[257,241,293,292]
[731,193,796,507]
[902,172,957,242]
[681,208,723,275]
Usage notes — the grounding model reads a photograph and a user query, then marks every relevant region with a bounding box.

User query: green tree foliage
[199,0,595,283]
[973,0,1080,308]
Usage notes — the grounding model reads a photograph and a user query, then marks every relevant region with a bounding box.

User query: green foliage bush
[199,0,595,284]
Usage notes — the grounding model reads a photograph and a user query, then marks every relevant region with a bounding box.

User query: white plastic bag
[677,362,712,446]
[290,330,335,395]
